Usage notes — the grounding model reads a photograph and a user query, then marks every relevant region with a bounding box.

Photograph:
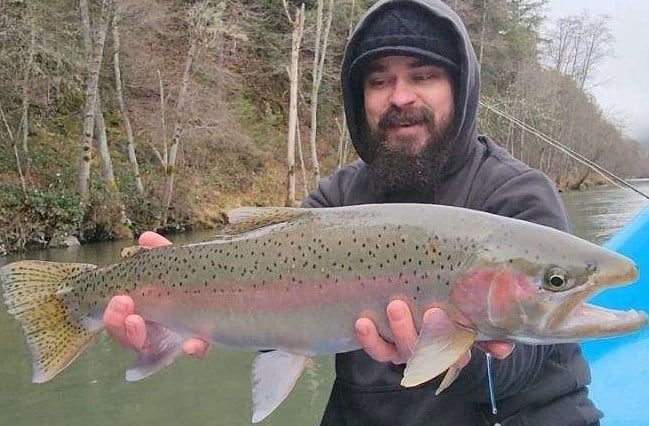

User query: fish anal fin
[125,321,185,382]
[401,310,476,388]
[251,350,310,423]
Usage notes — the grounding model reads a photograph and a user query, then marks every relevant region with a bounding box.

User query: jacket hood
[341,0,480,177]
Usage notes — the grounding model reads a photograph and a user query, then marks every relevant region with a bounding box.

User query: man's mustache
[378,106,435,130]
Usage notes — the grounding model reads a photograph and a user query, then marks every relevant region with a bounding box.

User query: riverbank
[0,169,625,257]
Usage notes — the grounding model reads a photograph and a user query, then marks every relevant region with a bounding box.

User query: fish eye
[543,266,570,291]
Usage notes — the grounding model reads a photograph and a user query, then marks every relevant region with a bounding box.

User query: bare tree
[76,0,113,201]
[576,15,613,89]
[161,1,210,225]
[20,7,35,160]
[336,0,356,169]
[282,0,305,207]
[544,13,613,89]
[307,0,333,188]
[112,5,144,195]
[162,19,198,222]
[478,0,488,67]
[0,105,27,195]
[94,94,117,190]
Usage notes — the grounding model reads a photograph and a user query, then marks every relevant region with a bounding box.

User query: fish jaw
[527,304,648,344]
[537,259,646,342]
[450,255,647,344]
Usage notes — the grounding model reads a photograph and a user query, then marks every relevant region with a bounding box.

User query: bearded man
[104,1,601,425]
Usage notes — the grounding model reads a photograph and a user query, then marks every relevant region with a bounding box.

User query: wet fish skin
[1,203,646,422]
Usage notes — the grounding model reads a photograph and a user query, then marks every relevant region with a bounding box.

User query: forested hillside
[1,0,646,254]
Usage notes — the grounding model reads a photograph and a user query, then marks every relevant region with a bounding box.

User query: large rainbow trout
[2,204,647,422]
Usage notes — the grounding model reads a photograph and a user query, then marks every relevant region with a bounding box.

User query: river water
[1,182,648,426]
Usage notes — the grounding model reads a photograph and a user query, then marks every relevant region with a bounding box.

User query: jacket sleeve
[454,169,573,401]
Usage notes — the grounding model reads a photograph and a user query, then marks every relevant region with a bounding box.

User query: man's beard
[365,105,454,199]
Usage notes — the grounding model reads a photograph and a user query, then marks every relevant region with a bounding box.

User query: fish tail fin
[1,260,100,383]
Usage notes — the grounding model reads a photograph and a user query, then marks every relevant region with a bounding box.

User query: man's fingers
[387,300,418,363]
[138,231,172,249]
[104,295,135,347]
[475,341,515,359]
[355,317,400,363]
[182,339,209,358]
[124,314,147,351]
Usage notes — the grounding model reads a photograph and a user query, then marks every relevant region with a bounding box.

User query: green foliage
[0,184,85,251]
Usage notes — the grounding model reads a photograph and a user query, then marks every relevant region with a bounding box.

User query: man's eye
[367,78,387,88]
[412,73,434,82]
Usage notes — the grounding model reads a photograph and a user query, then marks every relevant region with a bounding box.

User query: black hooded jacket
[302,0,602,425]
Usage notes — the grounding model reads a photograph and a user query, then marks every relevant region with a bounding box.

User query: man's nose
[389,80,417,108]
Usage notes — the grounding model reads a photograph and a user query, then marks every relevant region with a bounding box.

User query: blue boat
[582,204,649,425]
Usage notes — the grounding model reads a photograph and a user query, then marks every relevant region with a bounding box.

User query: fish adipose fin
[401,310,476,390]
[125,321,185,382]
[251,350,311,423]
[0,260,99,383]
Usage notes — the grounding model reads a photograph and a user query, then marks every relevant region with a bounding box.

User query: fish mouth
[545,265,647,340]
[550,304,648,339]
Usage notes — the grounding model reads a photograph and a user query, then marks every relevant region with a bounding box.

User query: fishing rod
[480,101,649,201]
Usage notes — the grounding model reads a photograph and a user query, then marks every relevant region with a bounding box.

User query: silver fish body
[2,203,646,422]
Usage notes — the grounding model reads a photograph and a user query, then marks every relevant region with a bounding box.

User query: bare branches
[543,12,614,89]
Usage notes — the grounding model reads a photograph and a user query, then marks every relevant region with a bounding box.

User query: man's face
[362,55,456,196]
[363,55,455,155]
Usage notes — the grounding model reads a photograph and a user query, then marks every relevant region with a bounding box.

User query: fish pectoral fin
[435,365,462,395]
[125,321,185,382]
[251,350,311,423]
[401,312,476,389]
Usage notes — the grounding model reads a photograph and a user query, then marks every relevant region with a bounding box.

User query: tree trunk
[77,0,112,201]
[112,6,144,195]
[20,9,36,171]
[296,125,309,198]
[336,0,355,170]
[336,115,350,169]
[308,0,333,189]
[162,27,198,222]
[284,3,305,207]
[94,93,117,191]
[478,0,488,67]
[0,105,27,196]
[156,70,168,168]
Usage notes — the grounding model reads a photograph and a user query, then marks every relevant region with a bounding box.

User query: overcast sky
[544,0,648,142]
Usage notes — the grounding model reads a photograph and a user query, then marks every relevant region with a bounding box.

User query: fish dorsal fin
[220,207,309,236]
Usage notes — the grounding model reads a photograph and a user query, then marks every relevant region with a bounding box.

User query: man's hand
[103,231,209,357]
[355,300,514,369]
